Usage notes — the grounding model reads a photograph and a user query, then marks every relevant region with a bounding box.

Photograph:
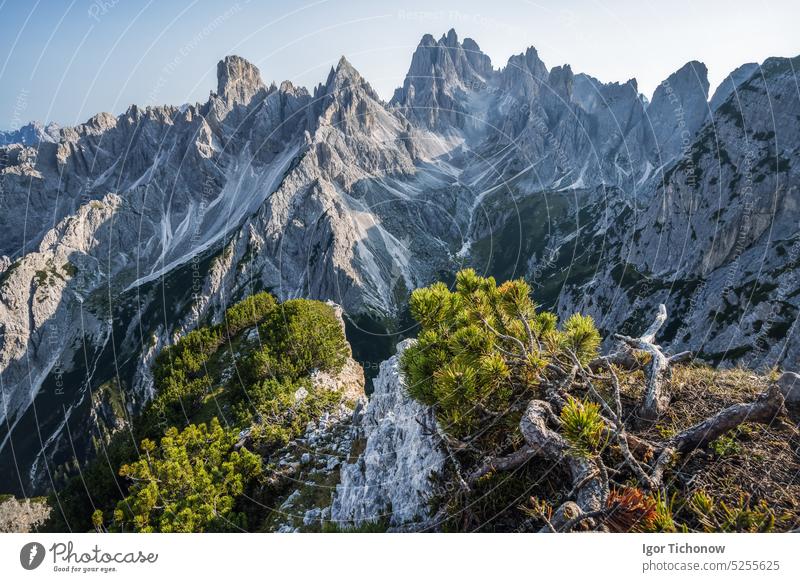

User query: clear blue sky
[1,0,798,130]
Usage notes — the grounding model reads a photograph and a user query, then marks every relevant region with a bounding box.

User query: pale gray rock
[330,339,446,529]
[0,496,50,532]
[391,29,494,130]
[645,60,711,161]
[777,371,800,406]
[217,55,265,107]
[0,121,60,146]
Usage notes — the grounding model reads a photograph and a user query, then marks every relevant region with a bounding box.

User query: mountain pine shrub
[402,269,600,440]
[111,418,262,532]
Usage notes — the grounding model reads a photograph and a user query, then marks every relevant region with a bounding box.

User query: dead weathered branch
[519,313,542,353]
[589,350,641,372]
[614,331,668,424]
[547,501,582,531]
[520,400,605,527]
[649,385,786,486]
[571,353,657,486]
[601,427,656,461]
[467,446,538,485]
[541,363,577,410]
[557,502,620,533]
[641,303,668,343]
[669,350,693,364]
[671,385,785,454]
[479,315,527,359]
[613,304,689,425]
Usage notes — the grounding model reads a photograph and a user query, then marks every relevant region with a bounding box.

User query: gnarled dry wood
[671,385,784,454]
[547,501,581,531]
[601,426,656,460]
[557,503,620,533]
[589,350,640,372]
[467,446,537,485]
[651,385,786,485]
[468,399,609,531]
[570,352,657,468]
[519,400,606,530]
[641,303,667,343]
[614,304,688,425]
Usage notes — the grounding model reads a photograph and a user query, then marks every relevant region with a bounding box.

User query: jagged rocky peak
[78,111,118,136]
[533,63,576,126]
[0,120,60,146]
[572,74,641,113]
[646,60,711,159]
[405,28,493,83]
[216,55,265,105]
[391,29,495,129]
[710,62,759,110]
[547,63,575,100]
[568,72,648,158]
[311,55,401,139]
[244,79,312,160]
[462,37,491,73]
[322,56,378,98]
[448,31,493,79]
[276,79,303,97]
[500,46,549,99]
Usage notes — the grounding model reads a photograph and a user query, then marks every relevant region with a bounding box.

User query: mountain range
[0,29,798,496]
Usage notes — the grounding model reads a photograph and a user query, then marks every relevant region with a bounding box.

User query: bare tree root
[519,400,607,530]
[672,384,785,453]
[649,384,786,486]
[467,446,537,485]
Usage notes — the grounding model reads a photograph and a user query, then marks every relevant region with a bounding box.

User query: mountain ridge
[0,29,798,496]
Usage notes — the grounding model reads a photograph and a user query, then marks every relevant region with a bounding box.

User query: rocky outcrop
[0,496,50,532]
[330,339,446,530]
[709,62,759,110]
[777,371,800,407]
[266,338,446,532]
[216,55,265,107]
[645,60,710,160]
[259,396,363,533]
[258,344,367,532]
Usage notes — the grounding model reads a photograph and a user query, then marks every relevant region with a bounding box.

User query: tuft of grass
[709,433,741,457]
[646,491,682,533]
[687,491,787,533]
[560,397,605,457]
